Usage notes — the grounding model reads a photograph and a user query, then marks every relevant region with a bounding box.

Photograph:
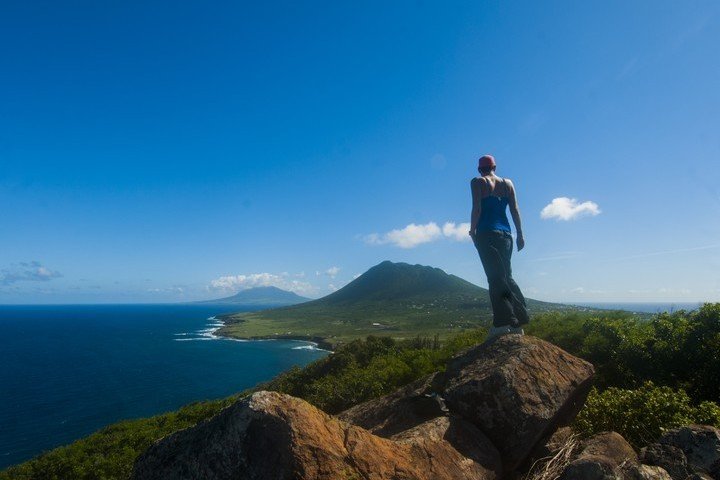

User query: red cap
[478,155,496,168]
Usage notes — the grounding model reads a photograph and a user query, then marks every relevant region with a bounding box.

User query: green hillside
[217,260,574,346]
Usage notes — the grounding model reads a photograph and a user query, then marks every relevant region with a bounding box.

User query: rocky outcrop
[132,335,598,479]
[641,425,720,479]
[132,391,500,480]
[440,334,596,471]
[549,427,720,480]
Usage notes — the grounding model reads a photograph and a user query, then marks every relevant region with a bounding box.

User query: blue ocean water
[571,302,704,314]
[0,304,328,469]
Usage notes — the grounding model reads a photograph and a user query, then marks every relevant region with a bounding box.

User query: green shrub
[574,381,720,448]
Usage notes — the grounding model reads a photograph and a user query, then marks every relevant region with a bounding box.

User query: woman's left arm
[507,180,525,251]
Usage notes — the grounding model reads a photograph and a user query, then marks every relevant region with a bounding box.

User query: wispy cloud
[364,221,471,249]
[316,266,340,278]
[147,286,185,294]
[208,272,316,296]
[609,244,720,262]
[540,197,601,221]
[529,251,584,262]
[0,261,62,285]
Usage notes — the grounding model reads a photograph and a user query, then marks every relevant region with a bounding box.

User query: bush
[574,382,720,448]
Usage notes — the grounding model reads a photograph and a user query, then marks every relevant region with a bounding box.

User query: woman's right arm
[470,178,481,240]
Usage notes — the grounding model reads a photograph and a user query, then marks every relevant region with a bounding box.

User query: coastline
[213,314,335,352]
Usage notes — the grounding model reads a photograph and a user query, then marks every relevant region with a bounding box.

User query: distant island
[216,260,577,348]
[197,285,311,307]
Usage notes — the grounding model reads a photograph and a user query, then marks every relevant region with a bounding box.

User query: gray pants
[474,230,529,327]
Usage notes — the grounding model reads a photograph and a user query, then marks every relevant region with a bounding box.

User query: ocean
[0,304,328,470]
[570,302,704,314]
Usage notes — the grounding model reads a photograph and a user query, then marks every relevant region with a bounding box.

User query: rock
[621,464,673,480]
[338,372,445,437]
[684,473,715,480]
[659,425,720,478]
[641,443,690,480]
[131,391,499,480]
[559,457,618,480]
[582,432,638,466]
[559,432,638,480]
[441,334,595,472]
[391,415,502,478]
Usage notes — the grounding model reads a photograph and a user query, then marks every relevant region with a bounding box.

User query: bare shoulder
[504,178,516,191]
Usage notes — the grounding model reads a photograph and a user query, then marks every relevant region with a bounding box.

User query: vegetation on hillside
[3,304,719,480]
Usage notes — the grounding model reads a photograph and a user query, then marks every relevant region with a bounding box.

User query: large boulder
[440,334,596,471]
[131,391,499,480]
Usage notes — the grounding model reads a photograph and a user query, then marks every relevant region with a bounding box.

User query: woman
[469,154,528,337]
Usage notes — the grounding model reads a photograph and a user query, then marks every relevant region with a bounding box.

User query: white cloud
[364,221,472,249]
[540,197,601,221]
[208,273,316,296]
[364,222,442,249]
[442,222,472,242]
[0,261,62,285]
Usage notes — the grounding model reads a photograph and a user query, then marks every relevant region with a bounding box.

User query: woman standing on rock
[469,154,529,338]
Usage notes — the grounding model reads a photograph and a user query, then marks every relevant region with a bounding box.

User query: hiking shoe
[487,325,525,341]
[487,325,512,339]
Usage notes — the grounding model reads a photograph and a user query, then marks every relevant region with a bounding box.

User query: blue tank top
[475,178,512,234]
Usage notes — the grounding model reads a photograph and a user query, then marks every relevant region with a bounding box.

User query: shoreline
[213,314,335,352]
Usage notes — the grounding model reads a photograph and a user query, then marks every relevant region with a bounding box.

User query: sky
[1,1,719,304]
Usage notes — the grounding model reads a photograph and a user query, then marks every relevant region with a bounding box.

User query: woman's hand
[516,236,525,252]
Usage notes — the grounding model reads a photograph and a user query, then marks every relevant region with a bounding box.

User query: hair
[479,165,496,175]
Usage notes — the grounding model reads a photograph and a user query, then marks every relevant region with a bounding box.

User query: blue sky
[1,1,719,304]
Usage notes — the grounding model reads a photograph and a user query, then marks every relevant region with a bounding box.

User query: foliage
[574,382,720,448]
[266,331,487,413]
[0,396,241,480]
[527,303,720,402]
